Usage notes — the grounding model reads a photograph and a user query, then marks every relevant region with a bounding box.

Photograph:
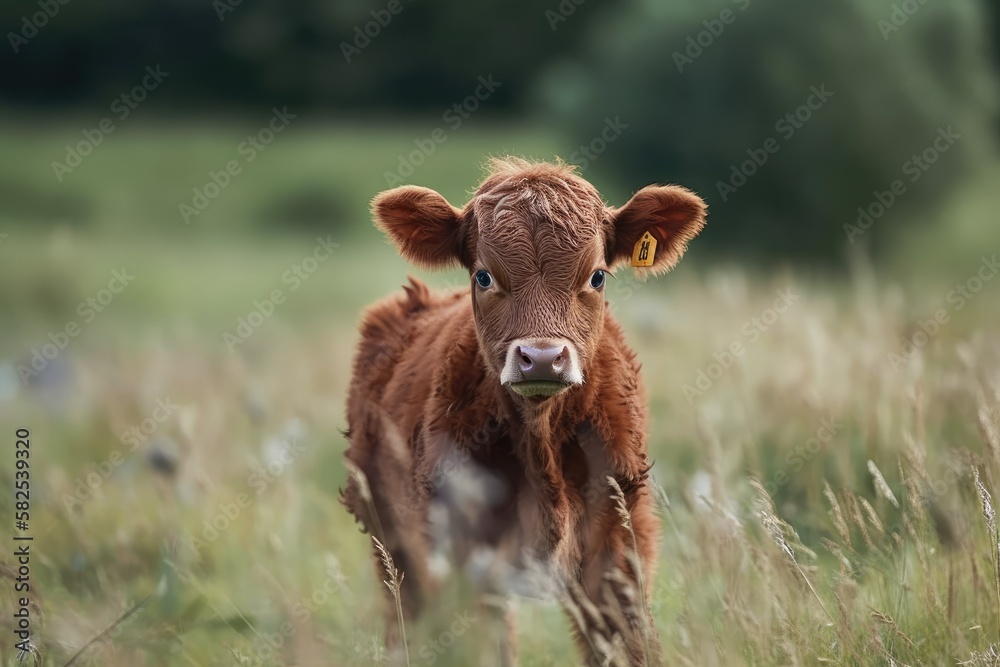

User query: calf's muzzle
[500,338,583,398]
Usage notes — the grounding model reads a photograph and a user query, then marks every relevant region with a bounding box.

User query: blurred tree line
[2,0,998,263]
[536,0,1000,261]
[1,0,599,112]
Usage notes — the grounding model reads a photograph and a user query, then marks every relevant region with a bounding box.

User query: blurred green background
[0,0,997,347]
[1,0,998,266]
[2,0,1000,665]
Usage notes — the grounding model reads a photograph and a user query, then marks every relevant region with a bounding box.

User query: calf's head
[373,159,706,400]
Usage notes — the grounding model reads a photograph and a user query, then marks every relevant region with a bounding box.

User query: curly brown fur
[342,157,707,665]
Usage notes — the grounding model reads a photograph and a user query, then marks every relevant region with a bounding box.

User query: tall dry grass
[1,265,999,666]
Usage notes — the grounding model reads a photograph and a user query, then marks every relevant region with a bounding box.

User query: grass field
[1,124,1000,666]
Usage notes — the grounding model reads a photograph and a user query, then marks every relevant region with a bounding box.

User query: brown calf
[342,157,706,666]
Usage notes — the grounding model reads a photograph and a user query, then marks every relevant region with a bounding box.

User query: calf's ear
[606,185,707,275]
[372,186,466,268]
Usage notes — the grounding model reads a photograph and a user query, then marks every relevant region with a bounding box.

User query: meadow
[1,122,1000,666]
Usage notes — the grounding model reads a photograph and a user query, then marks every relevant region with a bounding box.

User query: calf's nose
[515,344,569,382]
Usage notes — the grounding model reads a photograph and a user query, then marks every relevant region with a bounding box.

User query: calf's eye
[475,270,493,289]
[590,270,606,289]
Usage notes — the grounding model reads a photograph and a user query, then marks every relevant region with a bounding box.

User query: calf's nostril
[552,347,568,371]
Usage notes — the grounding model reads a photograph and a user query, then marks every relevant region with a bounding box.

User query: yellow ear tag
[631,231,657,267]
